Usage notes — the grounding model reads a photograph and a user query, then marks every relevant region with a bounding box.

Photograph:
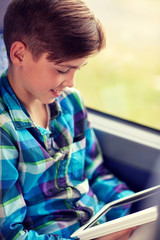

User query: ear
[10,41,26,66]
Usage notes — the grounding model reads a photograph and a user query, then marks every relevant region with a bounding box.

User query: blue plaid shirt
[0,74,133,240]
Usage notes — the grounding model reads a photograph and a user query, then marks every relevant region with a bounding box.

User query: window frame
[88,108,160,192]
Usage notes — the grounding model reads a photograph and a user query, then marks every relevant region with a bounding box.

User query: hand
[94,227,136,240]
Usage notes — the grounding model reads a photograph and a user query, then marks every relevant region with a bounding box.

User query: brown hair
[3,0,106,63]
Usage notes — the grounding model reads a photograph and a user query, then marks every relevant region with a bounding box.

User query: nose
[63,71,76,88]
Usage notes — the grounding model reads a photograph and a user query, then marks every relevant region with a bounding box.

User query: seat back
[0,0,12,32]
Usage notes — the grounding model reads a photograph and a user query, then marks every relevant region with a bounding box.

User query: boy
[0,0,134,239]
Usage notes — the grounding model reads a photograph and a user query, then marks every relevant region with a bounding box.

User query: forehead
[57,57,88,69]
[37,53,88,69]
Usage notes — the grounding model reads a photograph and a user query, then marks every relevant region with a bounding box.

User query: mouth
[50,89,63,97]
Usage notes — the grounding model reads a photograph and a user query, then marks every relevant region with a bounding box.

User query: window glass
[76,0,160,130]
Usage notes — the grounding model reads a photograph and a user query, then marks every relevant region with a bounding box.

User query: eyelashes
[57,69,70,75]
[57,70,68,74]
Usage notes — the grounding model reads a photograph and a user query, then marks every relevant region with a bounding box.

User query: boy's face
[9,45,88,105]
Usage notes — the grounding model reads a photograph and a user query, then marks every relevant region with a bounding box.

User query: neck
[7,65,30,106]
[27,102,48,129]
[7,66,48,128]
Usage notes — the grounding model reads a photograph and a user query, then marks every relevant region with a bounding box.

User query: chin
[43,98,56,105]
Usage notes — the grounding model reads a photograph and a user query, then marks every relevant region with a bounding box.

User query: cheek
[44,71,65,88]
[22,68,46,92]
[23,62,65,91]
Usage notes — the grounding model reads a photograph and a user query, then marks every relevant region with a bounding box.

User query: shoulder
[60,87,82,101]
[58,87,85,112]
[0,96,17,141]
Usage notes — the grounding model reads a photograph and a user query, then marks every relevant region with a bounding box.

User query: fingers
[94,227,137,240]
[118,227,136,240]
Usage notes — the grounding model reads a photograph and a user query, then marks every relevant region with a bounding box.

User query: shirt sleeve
[0,129,71,240]
[83,107,134,221]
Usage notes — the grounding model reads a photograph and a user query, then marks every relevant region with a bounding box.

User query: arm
[83,108,134,220]
[0,129,71,240]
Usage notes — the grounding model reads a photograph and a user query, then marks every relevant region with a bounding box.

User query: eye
[57,69,69,75]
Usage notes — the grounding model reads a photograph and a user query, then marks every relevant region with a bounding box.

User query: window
[76,0,160,130]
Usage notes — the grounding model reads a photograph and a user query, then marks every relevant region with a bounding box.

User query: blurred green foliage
[76,0,160,130]
[76,49,160,130]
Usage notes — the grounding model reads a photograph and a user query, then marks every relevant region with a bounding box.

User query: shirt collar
[0,74,33,130]
[49,99,61,120]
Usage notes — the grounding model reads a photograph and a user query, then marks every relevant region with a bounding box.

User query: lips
[52,89,62,93]
[50,89,63,97]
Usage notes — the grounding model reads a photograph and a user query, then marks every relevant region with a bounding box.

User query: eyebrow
[58,62,88,69]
